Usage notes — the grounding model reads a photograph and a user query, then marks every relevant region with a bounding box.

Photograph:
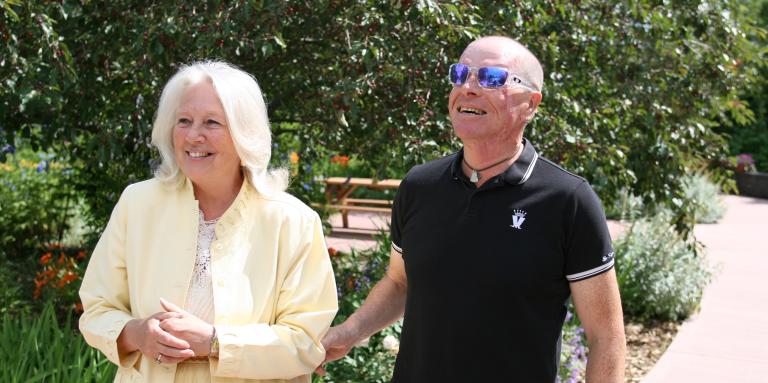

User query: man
[318,36,626,382]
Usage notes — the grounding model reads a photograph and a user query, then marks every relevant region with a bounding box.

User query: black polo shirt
[390,139,614,383]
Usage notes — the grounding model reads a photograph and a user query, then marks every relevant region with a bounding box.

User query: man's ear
[528,92,543,111]
[525,92,543,122]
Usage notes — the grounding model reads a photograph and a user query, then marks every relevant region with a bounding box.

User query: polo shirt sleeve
[390,176,408,255]
[563,181,615,282]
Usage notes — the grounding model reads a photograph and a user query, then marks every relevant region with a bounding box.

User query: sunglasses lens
[478,67,508,88]
[449,64,469,85]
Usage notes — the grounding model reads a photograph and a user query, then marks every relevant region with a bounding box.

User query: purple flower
[1,144,14,155]
[737,153,754,164]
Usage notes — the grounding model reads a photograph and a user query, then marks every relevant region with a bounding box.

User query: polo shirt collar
[451,138,539,185]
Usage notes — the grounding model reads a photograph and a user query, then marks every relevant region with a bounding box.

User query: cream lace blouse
[183,210,217,323]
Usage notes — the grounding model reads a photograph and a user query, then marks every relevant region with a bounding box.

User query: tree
[1,0,763,238]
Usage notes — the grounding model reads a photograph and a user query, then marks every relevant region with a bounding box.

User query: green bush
[318,232,398,383]
[608,172,725,225]
[0,261,33,317]
[682,173,726,224]
[615,212,713,322]
[0,144,79,262]
[0,302,116,382]
[3,0,764,240]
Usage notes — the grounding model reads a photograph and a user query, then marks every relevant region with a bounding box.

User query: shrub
[318,232,399,383]
[32,244,88,318]
[0,145,79,263]
[558,309,588,383]
[681,173,726,224]
[0,302,116,382]
[615,212,713,322]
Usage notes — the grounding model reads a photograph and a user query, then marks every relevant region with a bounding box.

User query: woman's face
[173,81,241,189]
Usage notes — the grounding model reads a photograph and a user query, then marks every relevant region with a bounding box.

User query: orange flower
[330,155,350,166]
[57,252,66,265]
[39,252,53,265]
[74,303,84,313]
[61,271,78,284]
[76,250,87,260]
[328,247,338,257]
[290,152,299,164]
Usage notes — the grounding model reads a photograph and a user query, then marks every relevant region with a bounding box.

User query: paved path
[643,195,768,383]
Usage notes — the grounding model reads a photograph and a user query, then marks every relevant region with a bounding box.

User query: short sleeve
[390,177,408,255]
[563,181,614,282]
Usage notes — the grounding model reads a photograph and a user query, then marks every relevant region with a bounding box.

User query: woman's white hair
[151,60,288,194]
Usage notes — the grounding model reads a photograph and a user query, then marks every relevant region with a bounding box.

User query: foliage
[0,143,79,262]
[722,0,768,172]
[318,232,399,382]
[608,172,725,224]
[0,260,33,317]
[2,0,764,239]
[0,302,116,383]
[615,212,713,322]
[558,310,588,383]
[681,173,725,224]
[32,244,88,318]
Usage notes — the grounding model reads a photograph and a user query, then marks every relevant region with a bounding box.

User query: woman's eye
[207,119,222,126]
[177,118,191,125]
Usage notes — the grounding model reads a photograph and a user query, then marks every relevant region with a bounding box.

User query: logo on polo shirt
[602,251,615,262]
[510,209,527,230]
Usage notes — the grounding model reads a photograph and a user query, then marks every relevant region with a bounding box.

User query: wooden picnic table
[319,177,402,229]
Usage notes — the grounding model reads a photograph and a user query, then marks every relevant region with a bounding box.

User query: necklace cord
[463,142,523,173]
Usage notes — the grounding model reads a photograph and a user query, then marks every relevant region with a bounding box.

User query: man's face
[448,41,539,144]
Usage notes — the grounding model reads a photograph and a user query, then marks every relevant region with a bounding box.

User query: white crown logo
[513,209,527,218]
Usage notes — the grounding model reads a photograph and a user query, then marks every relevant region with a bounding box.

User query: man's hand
[315,325,359,376]
[315,249,408,376]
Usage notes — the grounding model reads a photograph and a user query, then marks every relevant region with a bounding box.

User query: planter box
[735,172,768,199]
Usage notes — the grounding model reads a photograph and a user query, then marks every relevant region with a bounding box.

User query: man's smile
[457,106,487,115]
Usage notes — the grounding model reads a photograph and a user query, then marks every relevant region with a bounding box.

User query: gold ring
[155,354,163,364]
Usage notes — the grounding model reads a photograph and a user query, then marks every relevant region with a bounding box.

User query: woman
[79,61,338,383]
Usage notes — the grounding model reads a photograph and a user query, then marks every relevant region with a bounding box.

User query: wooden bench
[313,177,401,228]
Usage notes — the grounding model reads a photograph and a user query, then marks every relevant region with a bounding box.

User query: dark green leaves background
[1,0,764,235]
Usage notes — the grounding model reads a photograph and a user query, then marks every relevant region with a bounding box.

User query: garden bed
[625,321,679,382]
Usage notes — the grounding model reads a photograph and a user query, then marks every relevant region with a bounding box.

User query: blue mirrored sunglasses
[448,63,537,91]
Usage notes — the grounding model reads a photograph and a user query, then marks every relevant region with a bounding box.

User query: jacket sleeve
[210,212,339,380]
[78,190,140,369]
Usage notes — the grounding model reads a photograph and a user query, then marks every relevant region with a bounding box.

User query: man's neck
[461,137,523,188]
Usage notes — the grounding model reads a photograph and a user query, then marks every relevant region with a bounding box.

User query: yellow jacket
[79,178,338,383]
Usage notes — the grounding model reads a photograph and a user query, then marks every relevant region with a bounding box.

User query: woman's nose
[186,124,205,143]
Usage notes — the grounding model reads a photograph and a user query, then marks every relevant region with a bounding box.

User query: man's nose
[460,73,482,94]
